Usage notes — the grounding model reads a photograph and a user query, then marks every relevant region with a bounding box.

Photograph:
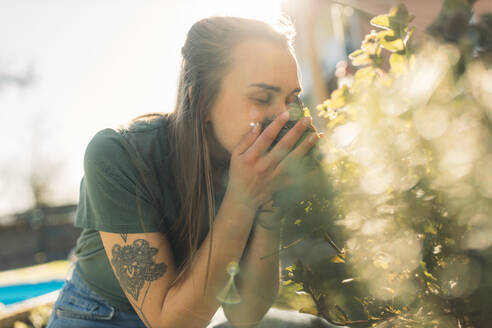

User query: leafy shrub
[276,2,492,327]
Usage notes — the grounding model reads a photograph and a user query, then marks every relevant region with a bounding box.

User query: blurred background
[0,0,491,325]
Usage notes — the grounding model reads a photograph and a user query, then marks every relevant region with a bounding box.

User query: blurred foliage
[11,304,51,328]
[262,104,330,214]
[273,1,492,327]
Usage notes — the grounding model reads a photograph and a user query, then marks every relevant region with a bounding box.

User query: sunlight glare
[201,0,285,25]
[413,104,450,140]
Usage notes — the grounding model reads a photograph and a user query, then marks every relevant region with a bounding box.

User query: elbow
[159,292,214,328]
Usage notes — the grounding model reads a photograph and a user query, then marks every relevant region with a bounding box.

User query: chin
[214,144,231,164]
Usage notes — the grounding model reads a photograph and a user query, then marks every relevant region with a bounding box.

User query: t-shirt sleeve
[75,128,164,233]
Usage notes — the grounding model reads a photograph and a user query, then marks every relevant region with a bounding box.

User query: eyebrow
[248,83,302,94]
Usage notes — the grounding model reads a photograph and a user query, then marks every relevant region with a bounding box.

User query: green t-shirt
[73,114,185,312]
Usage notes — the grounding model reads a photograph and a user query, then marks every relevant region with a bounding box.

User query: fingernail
[280,111,290,121]
[302,116,312,127]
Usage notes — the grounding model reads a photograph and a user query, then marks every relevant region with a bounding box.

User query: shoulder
[76,113,177,235]
[83,113,176,200]
[82,128,136,188]
[117,112,171,135]
[83,128,126,168]
[85,113,171,162]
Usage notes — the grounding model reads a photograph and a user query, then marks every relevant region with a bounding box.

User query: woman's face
[207,38,302,155]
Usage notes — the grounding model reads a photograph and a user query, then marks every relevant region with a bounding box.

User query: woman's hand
[226,110,321,212]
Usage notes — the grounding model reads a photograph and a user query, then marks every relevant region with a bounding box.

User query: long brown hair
[166,16,296,292]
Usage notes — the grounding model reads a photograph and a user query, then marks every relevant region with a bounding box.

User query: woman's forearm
[221,212,281,327]
[161,189,258,327]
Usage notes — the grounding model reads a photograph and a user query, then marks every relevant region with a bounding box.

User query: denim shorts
[47,263,341,328]
[46,265,146,328]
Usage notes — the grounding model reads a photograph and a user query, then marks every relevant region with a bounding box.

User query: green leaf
[379,29,400,42]
[370,14,391,29]
[380,38,404,52]
[424,222,438,234]
[371,4,414,35]
[348,49,365,59]
[378,30,405,52]
[299,306,318,316]
[389,3,414,25]
[389,4,407,18]
[329,255,345,263]
[328,86,349,109]
[389,53,408,74]
[351,52,373,67]
[327,114,345,129]
[423,270,438,281]
[282,279,295,286]
[354,66,376,83]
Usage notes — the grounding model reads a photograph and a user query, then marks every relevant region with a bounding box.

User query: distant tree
[27,111,64,208]
[0,60,63,212]
[0,62,34,91]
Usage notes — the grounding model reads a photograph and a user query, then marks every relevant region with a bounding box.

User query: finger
[272,132,323,177]
[287,132,322,160]
[261,116,312,169]
[247,111,290,158]
[233,122,262,155]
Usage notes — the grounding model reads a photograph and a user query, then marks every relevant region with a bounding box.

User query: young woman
[47,16,333,328]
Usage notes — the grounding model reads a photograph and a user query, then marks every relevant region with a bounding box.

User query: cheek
[213,118,250,153]
[209,91,252,152]
[210,102,253,153]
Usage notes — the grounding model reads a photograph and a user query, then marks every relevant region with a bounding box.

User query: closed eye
[252,94,272,105]
[250,93,302,107]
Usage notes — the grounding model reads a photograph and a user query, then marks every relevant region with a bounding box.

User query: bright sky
[0,0,283,216]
